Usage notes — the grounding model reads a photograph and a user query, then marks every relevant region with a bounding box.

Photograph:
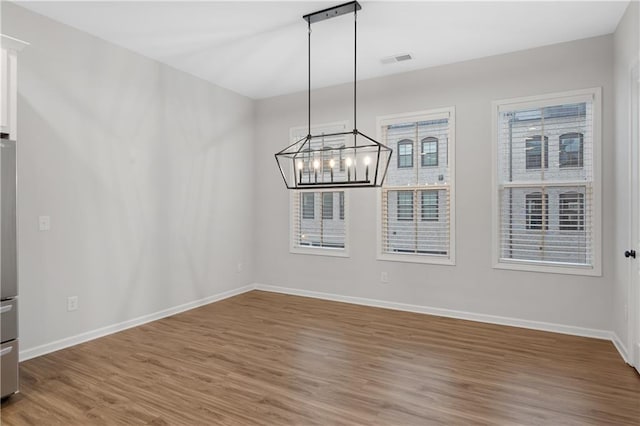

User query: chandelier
[275,1,393,189]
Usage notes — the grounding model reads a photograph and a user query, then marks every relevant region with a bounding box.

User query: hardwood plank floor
[1,290,638,425]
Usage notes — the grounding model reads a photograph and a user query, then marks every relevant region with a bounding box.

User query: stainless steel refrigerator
[0,132,18,399]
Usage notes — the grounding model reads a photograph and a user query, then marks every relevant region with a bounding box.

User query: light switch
[38,216,50,231]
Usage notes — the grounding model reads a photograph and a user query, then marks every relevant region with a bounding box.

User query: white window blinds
[292,191,346,250]
[290,123,348,255]
[495,90,600,271]
[379,108,455,263]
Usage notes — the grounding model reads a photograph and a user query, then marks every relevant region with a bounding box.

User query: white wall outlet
[38,215,51,231]
[236,262,243,273]
[67,296,78,312]
[381,272,389,283]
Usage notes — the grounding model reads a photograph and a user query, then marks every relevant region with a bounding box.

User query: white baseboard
[19,285,255,362]
[611,333,630,364]
[20,282,630,366]
[253,283,613,341]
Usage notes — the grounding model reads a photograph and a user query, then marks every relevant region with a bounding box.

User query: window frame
[289,121,350,258]
[491,88,602,276]
[396,190,414,221]
[421,190,439,222]
[525,135,549,170]
[322,192,334,220]
[524,192,549,231]
[302,192,315,220]
[376,107,456,265]
[421,137,439,167]
[559,191,585,231]
[397,139,414,168]
[559,132,584,168]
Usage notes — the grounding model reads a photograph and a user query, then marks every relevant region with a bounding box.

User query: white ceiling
[15,1,629,99]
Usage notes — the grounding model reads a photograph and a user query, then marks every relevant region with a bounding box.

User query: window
[397,140,413,168]
[559,192,584,231]
[421,191,439,221]
[559,133,584,168]
[290,122,349,256]
[397,191,414,221]
[525,192,548,230]
[493,88,600,275]
[525,136,549,169]
[322,192,334,220]
[302,192,314,219]
[378,108,455,264]
[294,192,345,252]
[291,123,348,184]
[421,137,438,167]
[323,144,347,172]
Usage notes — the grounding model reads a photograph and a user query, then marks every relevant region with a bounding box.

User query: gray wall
[2,3,255,353]
[255,35,614,331]
[613,2,639,358]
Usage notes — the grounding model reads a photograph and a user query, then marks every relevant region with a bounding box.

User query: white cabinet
[1,35,29,139]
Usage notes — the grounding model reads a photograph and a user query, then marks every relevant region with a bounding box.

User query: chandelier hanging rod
[303,1,361,139]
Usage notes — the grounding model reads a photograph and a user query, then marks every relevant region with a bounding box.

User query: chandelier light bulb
[345,157,352,167]
[329,159,336,168]
[313,159,320,169]
[364,155,370,181]
[297,161,304,170]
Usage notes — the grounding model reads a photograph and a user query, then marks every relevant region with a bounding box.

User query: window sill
[493,259,601,276]
[558,166,585,170]
[377,253,455,266]
[290,247,350,258]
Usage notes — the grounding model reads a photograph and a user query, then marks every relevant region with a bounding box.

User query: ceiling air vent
[381,53,412,64]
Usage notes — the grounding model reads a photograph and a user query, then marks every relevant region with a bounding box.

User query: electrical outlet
[67,296,78,312]
[39,216,51,231]
[381,272,389,283]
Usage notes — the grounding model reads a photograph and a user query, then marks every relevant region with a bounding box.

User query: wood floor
[1,291,638,425]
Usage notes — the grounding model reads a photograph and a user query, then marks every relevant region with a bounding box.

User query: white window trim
[289,189,350,258]
[376,106,456,265]
[289,121,351,258]
[491,87,602,276]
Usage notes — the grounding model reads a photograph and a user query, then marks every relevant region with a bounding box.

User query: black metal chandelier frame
[275,1,393,190]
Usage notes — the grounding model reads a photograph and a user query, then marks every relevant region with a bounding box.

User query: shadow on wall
[16,40,254,349]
